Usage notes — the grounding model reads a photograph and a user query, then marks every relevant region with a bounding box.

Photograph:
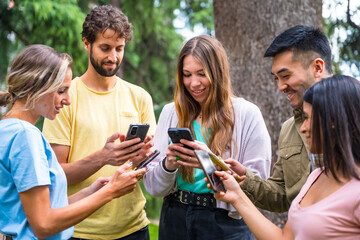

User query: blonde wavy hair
[0,44,72,110]
[174,35,235,183]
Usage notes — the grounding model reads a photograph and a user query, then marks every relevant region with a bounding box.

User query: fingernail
[128,161,133,166]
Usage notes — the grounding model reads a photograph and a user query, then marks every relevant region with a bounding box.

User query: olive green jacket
[242,108,314,213]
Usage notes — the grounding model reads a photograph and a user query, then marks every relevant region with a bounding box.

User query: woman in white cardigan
[143,35,271,240]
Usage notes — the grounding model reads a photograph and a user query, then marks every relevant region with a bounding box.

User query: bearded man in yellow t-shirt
[43,5,156,240]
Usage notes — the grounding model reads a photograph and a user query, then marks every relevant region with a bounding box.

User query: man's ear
[83,37,90,51]
[311,58,325,81]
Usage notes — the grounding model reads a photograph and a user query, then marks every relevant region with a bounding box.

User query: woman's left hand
[171,139,212,169]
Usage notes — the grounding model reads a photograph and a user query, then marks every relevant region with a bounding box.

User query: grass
[149,222,159,240]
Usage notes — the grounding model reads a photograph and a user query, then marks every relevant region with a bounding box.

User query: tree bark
[213,0,322,227]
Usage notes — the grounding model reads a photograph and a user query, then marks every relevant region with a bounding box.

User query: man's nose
[277,78,287,92]
[108,49,116,62]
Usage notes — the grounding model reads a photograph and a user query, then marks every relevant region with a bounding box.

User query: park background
[0,0,359,239]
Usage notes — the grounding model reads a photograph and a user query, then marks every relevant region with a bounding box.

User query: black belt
[168,190,216,208]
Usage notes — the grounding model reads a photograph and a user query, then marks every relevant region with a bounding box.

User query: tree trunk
[213,0,322,227]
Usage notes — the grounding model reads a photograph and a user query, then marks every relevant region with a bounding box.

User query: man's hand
[130,135,154,167]
[99,132,146,166]
[224,158,246,176]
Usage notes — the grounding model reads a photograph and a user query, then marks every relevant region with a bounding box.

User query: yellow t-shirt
[43,77,156,239]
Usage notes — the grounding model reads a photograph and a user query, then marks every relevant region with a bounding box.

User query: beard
[90,48,121,77]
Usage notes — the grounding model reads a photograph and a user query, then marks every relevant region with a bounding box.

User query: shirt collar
[293,107,304,123]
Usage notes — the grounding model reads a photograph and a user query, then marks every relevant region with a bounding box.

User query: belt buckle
[179,190,189,205]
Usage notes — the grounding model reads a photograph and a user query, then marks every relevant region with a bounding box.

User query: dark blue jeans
[159,196,254,240]
[69,225,149,240]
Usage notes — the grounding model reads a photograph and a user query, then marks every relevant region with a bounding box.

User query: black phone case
[125,124,150,142]
[168,128,194,149]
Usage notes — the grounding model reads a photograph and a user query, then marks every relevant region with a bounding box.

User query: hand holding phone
[168,127,194,150]
[195,150,226,192]
[208,153,242,182]
[135,150,160,170]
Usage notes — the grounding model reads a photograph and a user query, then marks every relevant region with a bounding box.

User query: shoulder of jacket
[281,116,295,130]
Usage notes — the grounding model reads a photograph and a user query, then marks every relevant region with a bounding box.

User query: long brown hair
[174,35,235,182]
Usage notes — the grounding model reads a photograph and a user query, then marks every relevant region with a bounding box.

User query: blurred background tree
[0,0,359,234]
[0,0,213,119]
[323,0,360,76]
[0,0,87,85]
[1,0,358,114]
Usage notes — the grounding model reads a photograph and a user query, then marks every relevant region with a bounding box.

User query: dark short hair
[81,5,133,44]
[304,75,360,181]
[264,25,332,74]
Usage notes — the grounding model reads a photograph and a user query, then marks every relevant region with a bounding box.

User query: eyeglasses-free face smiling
[182,55,211,108]
[34,67,72,120]
[271,51,316,109]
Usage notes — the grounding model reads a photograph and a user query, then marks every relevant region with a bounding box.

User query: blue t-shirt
[0,119,73,240]
[177,121,212,194]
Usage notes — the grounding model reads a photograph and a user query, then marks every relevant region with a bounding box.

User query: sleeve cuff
[161,157,177,173]
[242,168,255,191]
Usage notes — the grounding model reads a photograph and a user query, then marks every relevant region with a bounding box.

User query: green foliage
[119,0,184,104]
[179,0,214,34]
[0,0,87,79]
[0,0,214,107]
[323,0,360,77]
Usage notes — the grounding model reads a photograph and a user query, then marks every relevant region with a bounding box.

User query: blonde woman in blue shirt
[0,44,146,240]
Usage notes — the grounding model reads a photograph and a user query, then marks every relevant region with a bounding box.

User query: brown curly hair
[81,5,133,44]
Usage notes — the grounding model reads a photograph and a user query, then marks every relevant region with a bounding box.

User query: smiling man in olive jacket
[236,25,332,213]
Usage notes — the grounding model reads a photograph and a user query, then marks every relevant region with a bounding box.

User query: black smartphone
[194,150,226,192]
[135,150,160,170]
[167,127,194,149]
[125,124,150,142]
